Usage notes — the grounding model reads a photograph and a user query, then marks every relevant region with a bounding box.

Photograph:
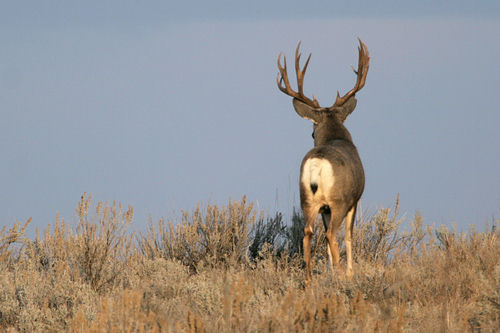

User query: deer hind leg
[321,209,336,277]
[345,205,357,279]
[303,210,317,285]
[324,208,345,279]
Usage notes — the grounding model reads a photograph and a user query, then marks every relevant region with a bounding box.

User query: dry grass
[0,195,498,332]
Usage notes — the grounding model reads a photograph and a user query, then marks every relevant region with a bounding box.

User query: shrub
[0,218,31,268]
[249,212,287,260]
[27,194,134,293]
[139,197,256,272]
[74,193,134,292]
[1,195,498,331]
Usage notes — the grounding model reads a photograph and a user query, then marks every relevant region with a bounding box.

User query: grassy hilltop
[0,194,498,332]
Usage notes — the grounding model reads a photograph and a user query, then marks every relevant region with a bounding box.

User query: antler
[331,39,370,108]
[277,40,370,111]
[277,42,320,108]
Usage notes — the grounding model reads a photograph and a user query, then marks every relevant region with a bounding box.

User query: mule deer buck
[277,40,370,284]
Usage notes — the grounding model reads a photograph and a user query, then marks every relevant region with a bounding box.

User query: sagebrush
[0,194,498,332]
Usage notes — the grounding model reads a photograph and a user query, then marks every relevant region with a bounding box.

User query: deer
[277,39,370,284]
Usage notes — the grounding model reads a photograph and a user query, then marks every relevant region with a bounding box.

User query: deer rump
[299,142,364,216]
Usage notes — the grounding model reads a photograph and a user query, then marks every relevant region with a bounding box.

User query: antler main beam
[332,39,370,108]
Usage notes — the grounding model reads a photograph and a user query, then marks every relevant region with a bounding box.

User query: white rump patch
[301,158,335,203]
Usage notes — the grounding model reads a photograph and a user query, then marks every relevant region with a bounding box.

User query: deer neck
[314,120,353,147]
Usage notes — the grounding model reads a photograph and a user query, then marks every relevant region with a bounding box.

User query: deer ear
[331,97,357,122]
[292,98,324,123]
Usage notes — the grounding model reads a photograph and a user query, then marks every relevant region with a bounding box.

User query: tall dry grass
[0,195,498,332]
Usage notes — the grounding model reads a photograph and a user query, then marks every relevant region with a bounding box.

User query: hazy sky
[1,2,499,233]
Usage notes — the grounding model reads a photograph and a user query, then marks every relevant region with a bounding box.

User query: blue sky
[1,2,499,233]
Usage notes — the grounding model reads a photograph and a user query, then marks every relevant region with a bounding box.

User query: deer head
[277,39,369,145]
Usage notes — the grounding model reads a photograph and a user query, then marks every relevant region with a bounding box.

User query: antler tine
[295,42,313,100]
[277,42,320,108]
[331,39,370,108]
[277,53,298,98]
